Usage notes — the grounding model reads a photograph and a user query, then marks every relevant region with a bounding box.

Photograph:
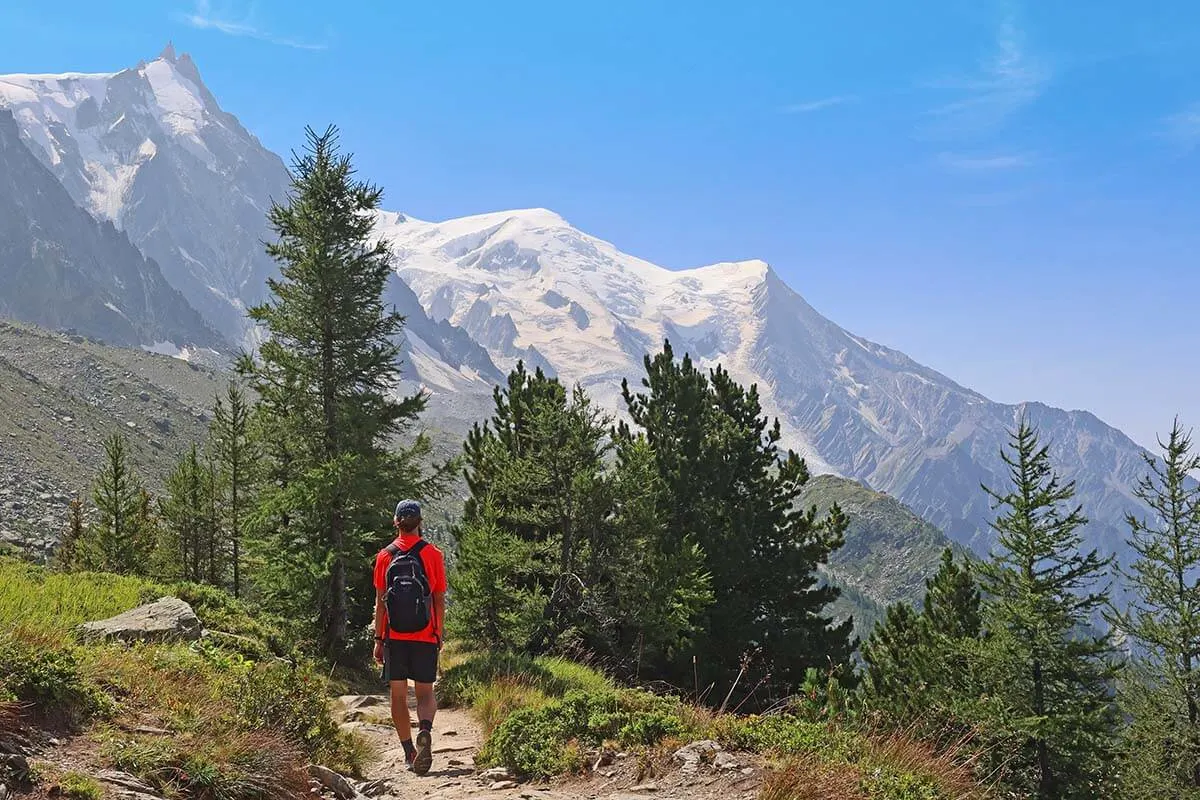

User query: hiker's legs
[413,681,437,726]
[389,679,411,742]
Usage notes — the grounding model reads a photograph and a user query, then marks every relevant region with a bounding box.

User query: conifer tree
[78,433,153,574]
[52,496,85,572]
[1111,418,1200,794]
[860,548,982,733]
[238,124,440,661]
[158,444,207,582]
[211,381,254,597]
[976,417,1119,799]
[452,362,709,663]
[620,340,852,701]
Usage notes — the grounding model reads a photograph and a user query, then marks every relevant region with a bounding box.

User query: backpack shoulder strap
[404,539,429,558]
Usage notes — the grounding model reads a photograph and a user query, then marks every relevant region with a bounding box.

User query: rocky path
[331,689,762,800]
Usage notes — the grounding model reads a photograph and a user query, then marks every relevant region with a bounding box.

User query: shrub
[0,635,111,724]
[478,688,697,778]
[227,658,369,776]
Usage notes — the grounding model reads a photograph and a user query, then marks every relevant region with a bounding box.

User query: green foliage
[0,635,112,723]
[619,340,852,701]
[0,558,149,635]
[77,433,156,575]
[227,659,365,775]
[211,380,256,598]
[55,771,103,800]
[1109,418,1200,796]
[974,417,1120,799]
[451,363,710,667]
[860,549,982,736]
[478,688,696,778]
[237,124,447,662]
[439,650,615,708]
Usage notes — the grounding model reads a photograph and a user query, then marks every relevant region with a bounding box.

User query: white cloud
[779,95,856,114]
[177,1,327,51]
[922,8,1049,135]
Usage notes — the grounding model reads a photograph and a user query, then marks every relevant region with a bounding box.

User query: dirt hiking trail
[333,686,762,800]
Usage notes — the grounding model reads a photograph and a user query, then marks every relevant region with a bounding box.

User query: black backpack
[383,540,432,634]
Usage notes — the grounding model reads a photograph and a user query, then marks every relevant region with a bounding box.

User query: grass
[443,650,992,800]
[52,772,104,800]
[0,557,369,799]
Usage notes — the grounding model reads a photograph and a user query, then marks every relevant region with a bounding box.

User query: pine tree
[976,417,1119,799]
[1111,418,1200,795]
[451,362,710,664]
[211,381,254,597]
[78,433,153,574]
[158,444,207,582]
[620,340,852,702]
[860,548,983,734]
[238,124,441,661]
[52,496,85,572]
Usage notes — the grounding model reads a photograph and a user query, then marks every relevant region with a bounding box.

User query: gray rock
[490,781,518,791]
[78,597,202,643]
[306,765,356,800]
[673,739,721,772]
[357,778,392,797]
[713,752,739,771]
[481,768,515,782]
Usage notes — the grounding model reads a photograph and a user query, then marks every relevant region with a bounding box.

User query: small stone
[490,781,518,790]
[629,784,658,792]
[48,737,60,746]
[125,421,136,429]
[481,768,514,781]
[0,783,10,800]
[740,767,754,775]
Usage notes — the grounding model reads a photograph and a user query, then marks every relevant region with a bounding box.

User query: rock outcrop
[77,597,202,643]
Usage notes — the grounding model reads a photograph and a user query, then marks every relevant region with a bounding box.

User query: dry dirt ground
[334,688,764,800]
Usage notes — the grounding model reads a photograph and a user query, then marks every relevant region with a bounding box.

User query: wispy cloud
[1160,104,1200,150]
[937,151,1038,171]
[920,7,1049,136]
[779,95,856,114]
[177,1,327,51]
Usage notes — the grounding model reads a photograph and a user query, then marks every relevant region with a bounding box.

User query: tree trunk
[1033,656,1053,799]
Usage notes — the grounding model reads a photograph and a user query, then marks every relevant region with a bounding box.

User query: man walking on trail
[373,499,447,776]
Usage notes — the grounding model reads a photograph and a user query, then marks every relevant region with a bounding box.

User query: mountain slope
[0,49,506,402]
[378,208,1153,569]
[0,108,222,351]
[0,320,229,558]
[0,45,291,345]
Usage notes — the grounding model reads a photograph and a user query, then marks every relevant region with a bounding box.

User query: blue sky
[3,0,1199,449]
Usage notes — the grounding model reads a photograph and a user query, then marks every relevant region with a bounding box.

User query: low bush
[227,658,371,776]
[478,688,699,778]
[0,634,112,725]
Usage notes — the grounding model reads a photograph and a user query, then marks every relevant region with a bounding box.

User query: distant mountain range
[0,47,1161,588]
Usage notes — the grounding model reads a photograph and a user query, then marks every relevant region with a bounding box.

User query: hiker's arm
[373,587,386,661]
[433,591,446,645]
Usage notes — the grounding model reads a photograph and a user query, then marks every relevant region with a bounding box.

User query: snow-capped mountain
[0,46,1157,572]
[0,44,290,346]
[0,108,221,351]
[379,208,1152,564]
[0,47,504,400]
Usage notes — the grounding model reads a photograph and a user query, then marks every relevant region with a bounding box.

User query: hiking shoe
[412,730,432,776]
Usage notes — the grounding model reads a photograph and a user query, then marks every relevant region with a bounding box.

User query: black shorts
[383,639,439,684]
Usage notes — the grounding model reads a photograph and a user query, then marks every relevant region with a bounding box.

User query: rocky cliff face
[0,109,221,352]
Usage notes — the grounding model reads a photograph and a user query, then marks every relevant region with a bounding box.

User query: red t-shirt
[373,533,447,643]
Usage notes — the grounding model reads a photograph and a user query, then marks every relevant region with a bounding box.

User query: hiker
[373,499,447,776]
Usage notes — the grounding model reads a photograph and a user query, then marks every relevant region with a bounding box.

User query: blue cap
[395,499,421,519]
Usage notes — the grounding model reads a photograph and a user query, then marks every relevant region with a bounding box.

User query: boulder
[672,740,721,774]
[77,597,202,644]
